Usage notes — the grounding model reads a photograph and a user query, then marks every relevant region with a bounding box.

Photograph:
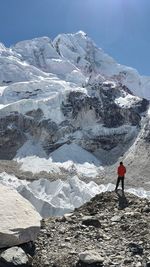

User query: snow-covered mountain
[1,31,150,97]
[0,31,150,186]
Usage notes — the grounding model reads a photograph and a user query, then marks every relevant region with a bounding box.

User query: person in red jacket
[115,162,126,192]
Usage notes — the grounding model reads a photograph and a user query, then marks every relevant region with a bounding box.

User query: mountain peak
[74,30,87,37]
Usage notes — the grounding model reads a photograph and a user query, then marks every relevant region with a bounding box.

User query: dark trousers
[115,176,124,191]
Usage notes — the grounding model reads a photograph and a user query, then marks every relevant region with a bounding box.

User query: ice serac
[0,184,41,248]
[18,176,101,218]
[0,173,150,218]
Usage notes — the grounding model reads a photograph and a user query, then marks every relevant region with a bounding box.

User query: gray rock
[110,215,121,222]
[0,246,29,267]
[79,250,104,264]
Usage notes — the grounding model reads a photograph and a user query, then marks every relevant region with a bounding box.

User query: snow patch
[115,94,141,108]
[50,143,100,165]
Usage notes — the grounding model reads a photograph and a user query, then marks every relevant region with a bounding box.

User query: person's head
[120,161,123,165]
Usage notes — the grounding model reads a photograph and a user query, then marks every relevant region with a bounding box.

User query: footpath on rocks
[32,191,150,267]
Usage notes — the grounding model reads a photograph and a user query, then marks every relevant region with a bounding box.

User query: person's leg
[121,177,124,192]
[115,177,121,191]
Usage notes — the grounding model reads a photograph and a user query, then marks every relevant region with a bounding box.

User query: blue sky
[0,0,150,75]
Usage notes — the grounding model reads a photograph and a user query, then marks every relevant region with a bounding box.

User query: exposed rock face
[0,113,34,159]
[32,191,150,267]
[60,86,149,163]
[0,111,59,159]
[64,83,148,128]
[0,185,41,248]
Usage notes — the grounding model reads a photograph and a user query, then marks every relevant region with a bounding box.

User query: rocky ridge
[32,191,150,267]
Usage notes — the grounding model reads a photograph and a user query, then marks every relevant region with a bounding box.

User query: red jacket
[118,165,126,177]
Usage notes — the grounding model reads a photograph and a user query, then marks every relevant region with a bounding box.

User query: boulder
[0,185,41,248]
[78,250,104,264]
[0,246,29,267]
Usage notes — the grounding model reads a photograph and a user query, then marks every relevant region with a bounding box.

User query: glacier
[0,172,149,218]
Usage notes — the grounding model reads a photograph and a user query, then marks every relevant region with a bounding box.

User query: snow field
[15,143,103,179]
